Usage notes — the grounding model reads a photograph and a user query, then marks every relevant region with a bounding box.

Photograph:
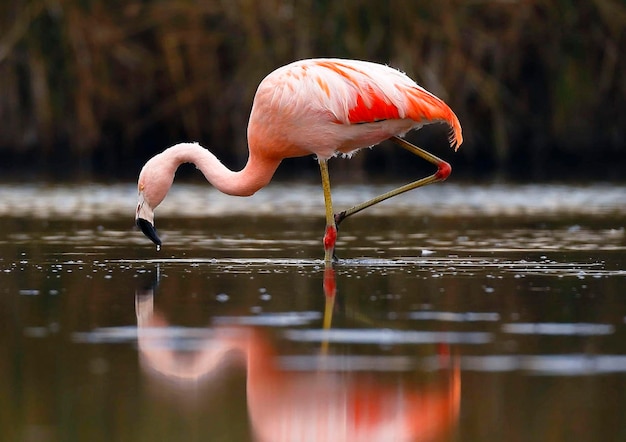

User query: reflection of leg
[321,264,336,355]
[323,265,336,300]
[335,135,452,226]
[319,159,337,264]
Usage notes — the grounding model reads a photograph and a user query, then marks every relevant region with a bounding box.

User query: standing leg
[319,159,337,264]
[334,136,451,226]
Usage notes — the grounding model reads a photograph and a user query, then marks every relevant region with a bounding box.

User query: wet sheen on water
[0,182,625,441]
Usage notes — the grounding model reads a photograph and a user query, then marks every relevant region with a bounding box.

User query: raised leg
[319,159,337,264]
[334,135,451,225]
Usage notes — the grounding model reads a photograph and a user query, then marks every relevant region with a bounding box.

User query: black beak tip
[136,218,162,247]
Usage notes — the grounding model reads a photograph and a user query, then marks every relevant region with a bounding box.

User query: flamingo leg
[319,159,337,264]
[335,135,452,225]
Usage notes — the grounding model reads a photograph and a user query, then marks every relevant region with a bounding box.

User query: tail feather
[405,88,463,151]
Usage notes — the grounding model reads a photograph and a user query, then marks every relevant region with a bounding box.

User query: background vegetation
[0,0,624,181]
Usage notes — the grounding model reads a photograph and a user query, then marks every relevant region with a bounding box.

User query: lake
[0,182,625,441]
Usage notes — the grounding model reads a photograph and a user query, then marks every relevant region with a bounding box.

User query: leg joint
[435,161,452,181]
[334,211,346,227]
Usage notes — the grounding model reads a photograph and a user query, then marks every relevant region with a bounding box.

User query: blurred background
[0,0,624,182]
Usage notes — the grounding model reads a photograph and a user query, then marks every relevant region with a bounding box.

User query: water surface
[0,182,625,441]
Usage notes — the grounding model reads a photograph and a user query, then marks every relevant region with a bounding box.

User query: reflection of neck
[242,329,280,386]
[135,293,250,381]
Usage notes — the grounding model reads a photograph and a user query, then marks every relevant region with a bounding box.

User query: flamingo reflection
[135,268,460,442]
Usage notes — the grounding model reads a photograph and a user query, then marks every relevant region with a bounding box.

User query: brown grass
[0,0,624,178]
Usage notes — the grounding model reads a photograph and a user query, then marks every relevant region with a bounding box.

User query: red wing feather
[348,86,401,123]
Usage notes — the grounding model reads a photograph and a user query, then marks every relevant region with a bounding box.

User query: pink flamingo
[136,58,463,262]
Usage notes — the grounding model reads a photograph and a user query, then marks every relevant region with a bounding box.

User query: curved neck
[161,142,280,197]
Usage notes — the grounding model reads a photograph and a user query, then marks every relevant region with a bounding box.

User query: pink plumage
[249,59,462,160]
[136,58,463,260]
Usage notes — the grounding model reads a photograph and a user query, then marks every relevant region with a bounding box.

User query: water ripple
[462,354,626,375]
[1,183,625,218]
[285,328,492,345]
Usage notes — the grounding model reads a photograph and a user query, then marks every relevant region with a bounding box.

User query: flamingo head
[135,160,171,248]
[136,191,161,248]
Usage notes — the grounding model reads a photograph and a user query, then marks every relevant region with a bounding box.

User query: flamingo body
[136,58,462,252]
[248,59,462,161]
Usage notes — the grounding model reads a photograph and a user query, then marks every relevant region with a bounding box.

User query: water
[0,182,625,441]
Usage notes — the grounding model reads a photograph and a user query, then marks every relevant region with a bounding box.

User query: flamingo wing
[262,59,462,151]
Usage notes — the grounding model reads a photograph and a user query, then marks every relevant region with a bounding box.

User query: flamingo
[136,58,463,262]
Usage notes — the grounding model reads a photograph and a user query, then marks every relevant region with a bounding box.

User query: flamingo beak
[136,218,162,247]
